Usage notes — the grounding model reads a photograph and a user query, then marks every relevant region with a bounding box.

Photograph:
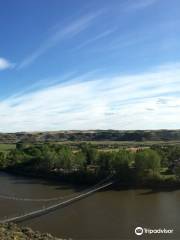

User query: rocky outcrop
[0,223,62,240]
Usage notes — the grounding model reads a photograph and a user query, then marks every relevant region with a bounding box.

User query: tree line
[0,143,180,185]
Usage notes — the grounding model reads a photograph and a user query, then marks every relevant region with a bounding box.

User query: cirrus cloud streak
[0,62,180,132]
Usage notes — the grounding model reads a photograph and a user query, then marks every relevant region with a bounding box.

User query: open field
[1,140,180,153]
[0,144,16,152]
[50,140,180,149]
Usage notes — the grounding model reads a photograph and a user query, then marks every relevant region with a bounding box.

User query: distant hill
[0,130,180,143]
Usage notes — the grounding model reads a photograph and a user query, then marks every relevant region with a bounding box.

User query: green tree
[135,149,161,178]
[80,143,98,164]
[39,150,57,171]
[175,166,180,179]
[55,147,74,171]
[16,142,27,151]
[151,145,168,167]
[110,150,132,181]
[72,151,87,171]
[97,151,112,173]
[0,152,6,168]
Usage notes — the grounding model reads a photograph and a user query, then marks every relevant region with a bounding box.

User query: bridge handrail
[0,175,113,202]
[0,181,113,224]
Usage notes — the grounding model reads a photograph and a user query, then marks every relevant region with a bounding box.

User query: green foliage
[135,149,161,178]
[80,143,98,164]
[151,145,180,170]
[16,142,26,151]
[175,166,180,179]
[6,149,28,167]
[0,152,6,168]
[73,151,87,171]
[2,142,179,185]
[167,146,180,162]
[57,147,74,170]
[97,152,112,172]
[110,150,132,180]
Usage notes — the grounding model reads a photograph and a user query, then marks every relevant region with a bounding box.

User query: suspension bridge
[0,177,113,224]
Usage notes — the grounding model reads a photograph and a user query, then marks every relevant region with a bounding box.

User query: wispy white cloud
[0,62,180,132]
[18,10,104,69]
[87,17,180,54]
[0,58,13,71]
[125,0,158,11]
[75,28,117,50]
[86,31,150,54]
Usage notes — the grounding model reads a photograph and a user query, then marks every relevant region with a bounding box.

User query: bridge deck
[0,181,113,224]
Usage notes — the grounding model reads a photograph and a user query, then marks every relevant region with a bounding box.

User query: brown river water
[0,172,180,240]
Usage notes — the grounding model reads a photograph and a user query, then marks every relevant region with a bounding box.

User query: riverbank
[4,167,101,186]
[0,223,62,240]
[3,168,180,191]
[1,142,180,191]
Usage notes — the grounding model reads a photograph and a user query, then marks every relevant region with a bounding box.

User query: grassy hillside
[1,130,180,144]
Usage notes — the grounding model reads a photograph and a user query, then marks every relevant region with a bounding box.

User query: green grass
[0,144,16,152]
[160,167,176,180]
[52,140,180,147]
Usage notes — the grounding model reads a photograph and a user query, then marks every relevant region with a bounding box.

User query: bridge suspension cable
[0,180,113,224]
[0,175,113,202]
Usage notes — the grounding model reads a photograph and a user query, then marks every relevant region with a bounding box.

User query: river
[0,172,179,239]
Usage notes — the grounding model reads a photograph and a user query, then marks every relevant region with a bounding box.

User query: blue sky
[0,0,180,132]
